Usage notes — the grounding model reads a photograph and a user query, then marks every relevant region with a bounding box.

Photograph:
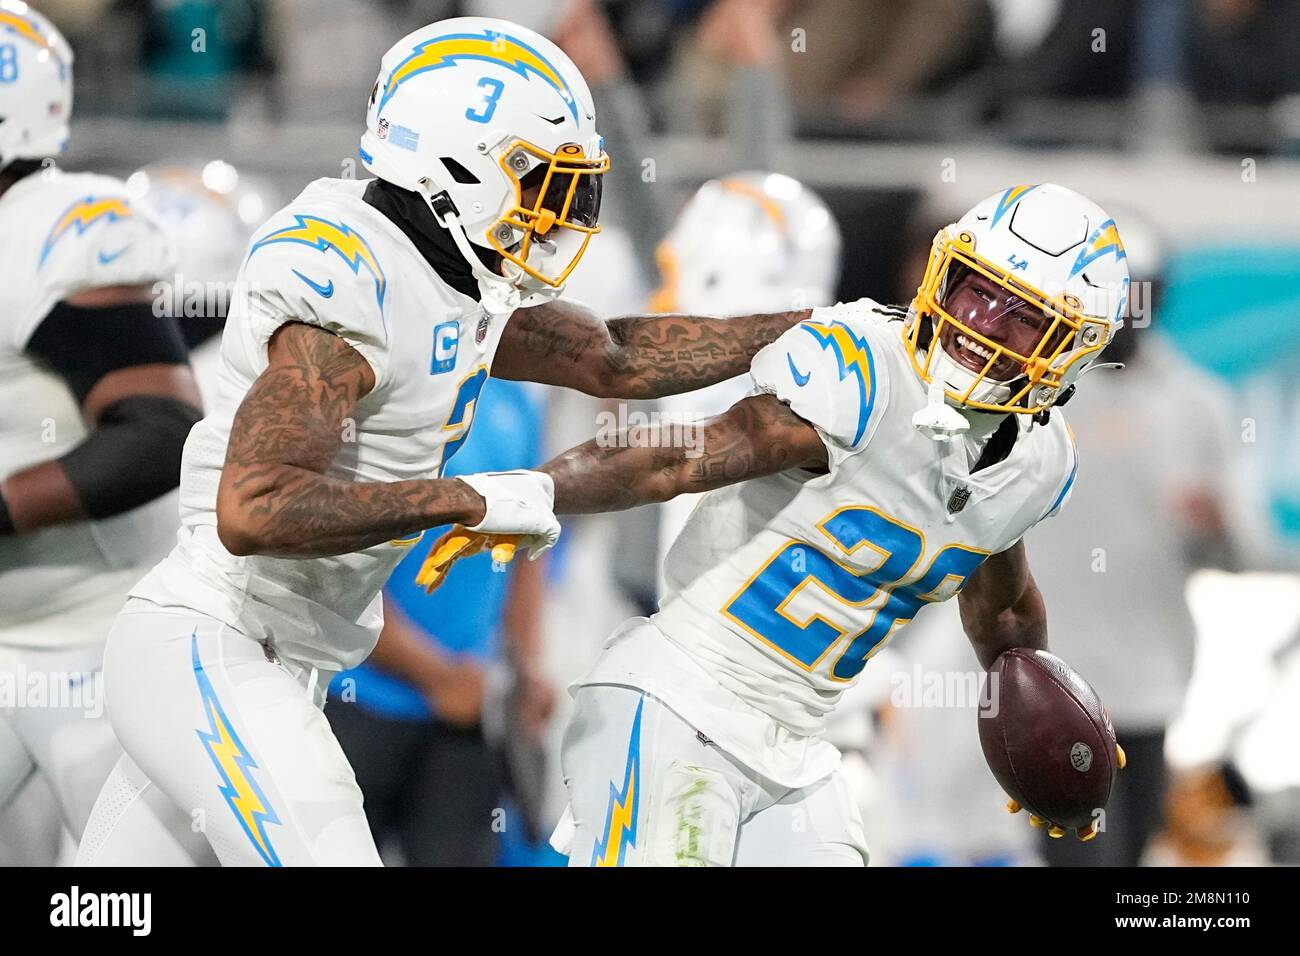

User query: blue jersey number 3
[465,77,505,124]
[723,506,988,680]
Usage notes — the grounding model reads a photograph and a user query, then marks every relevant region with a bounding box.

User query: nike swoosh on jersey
[292,270,335,298]
[787,353,812,387]
[97,245,132,265]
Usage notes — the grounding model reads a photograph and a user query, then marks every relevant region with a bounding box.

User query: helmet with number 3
[0,0,73,169]
[903,183,1130,415]
[360,16,608,308]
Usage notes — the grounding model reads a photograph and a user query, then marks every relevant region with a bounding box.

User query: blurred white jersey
[0,169,178,635]
[130,178,510,671]
[580,301,1078,787]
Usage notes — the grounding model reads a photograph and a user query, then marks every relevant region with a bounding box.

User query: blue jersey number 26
[722,506,988,680]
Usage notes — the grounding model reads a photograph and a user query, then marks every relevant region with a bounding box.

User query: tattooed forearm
[495,298,811,398]
[541,394,828,515]
[217,322,485,558]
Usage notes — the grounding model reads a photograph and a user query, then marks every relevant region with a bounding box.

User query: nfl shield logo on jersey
[947,485,971,514]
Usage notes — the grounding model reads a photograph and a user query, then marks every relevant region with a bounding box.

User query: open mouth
[941,327,1022,381]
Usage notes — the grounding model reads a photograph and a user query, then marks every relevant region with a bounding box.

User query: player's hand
[420,471,560,593]
[1005,742,1127,841]
[415,525,524,592]
[457,470,560,549]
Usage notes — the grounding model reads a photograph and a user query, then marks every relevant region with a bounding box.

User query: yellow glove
[414,525,521,593]
[1005,742,1126,842]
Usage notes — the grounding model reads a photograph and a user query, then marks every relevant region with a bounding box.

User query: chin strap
[912,378,971,443]
[426,186,534,318]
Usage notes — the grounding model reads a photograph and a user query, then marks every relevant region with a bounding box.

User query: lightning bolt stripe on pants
[191,631,284,867]
[592,695,644,867]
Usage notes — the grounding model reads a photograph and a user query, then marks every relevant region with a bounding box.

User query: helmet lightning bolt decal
[592,695,643,867]
[192,631,283,867]
[990,184,1038,228]
[378,30,578,122]
[39,197,133,270]
[1069,218,1126,278]
[0,9,50,49]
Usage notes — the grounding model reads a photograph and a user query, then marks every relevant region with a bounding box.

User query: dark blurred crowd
[36,0,1300,154]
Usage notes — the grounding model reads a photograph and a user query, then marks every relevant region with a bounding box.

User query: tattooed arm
[216,322,487,557]
[541,393,828,514]
[492,298,810,399]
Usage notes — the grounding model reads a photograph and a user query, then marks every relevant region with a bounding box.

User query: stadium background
[5,0,1300,866]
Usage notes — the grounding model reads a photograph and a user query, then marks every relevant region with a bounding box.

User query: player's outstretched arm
[414,394,825,590]
[957,540,1049,669]
[493,298,811,399]
[217,322,553,558]
[543,392,828,514]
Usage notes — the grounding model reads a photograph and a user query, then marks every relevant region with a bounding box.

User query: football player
[75,16,836,867]
[427,183,1130,865]
[0,1,206,862]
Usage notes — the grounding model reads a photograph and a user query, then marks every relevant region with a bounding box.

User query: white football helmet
[0,0,73,169]
[126,160,279,286]
[649,172,841,316]
[904,183,1130,415]
[360,16,608,309]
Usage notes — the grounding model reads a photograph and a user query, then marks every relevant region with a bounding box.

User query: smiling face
[937,267,1071,382]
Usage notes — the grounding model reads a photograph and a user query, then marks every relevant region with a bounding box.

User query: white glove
[456,470,561,559]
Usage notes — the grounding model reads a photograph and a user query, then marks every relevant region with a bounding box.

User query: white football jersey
[0,169,179,634]
[581,301,1077,787]
[131,178,513,671]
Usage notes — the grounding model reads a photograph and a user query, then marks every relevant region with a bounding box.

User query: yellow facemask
[904,228,1112,414]
[486,139,610,289]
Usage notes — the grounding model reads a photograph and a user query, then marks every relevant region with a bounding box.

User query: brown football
[977,647,1119,829]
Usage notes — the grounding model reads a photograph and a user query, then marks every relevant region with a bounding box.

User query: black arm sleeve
[59,395,202,520]
[25,299,191,404]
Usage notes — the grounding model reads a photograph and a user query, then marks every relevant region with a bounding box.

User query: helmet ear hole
[440,157,480,185]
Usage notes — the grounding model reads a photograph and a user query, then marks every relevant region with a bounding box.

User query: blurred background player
[326,376,556,866]
[125,160,281,403]
[650,171,841,567]
[0,0,204,864]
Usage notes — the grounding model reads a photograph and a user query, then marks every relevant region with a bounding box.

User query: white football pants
[76,600,380,866]
[0,640,116,845]
[2,590,208,866]
[553,684,869,866]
